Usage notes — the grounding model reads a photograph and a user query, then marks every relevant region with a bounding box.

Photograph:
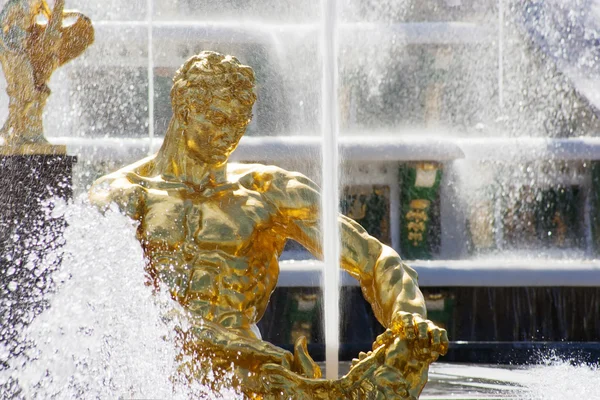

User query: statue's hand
[384,312,449,364]
[341,338,412,399]
[259,337,415,399]
[340,313,448,399]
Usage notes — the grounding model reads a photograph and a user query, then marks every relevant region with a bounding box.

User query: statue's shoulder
[89,156,154,212]
[227,163,319,211]
[92,156,154,191]
[227,163,305,188]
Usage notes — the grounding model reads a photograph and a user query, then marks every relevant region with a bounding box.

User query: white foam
[2,198,240,399]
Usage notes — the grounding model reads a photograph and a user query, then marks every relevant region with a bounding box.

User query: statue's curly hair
[170,51,256,118]
[149,52,256,174]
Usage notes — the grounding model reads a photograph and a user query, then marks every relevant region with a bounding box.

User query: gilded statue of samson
[89,51,448,399]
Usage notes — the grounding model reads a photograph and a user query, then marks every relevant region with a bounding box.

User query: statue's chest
[142,187,274,251]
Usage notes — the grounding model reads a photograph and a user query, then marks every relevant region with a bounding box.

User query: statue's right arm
[88,173,143,220]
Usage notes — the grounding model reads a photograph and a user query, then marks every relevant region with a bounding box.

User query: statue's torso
[138,174,285,334]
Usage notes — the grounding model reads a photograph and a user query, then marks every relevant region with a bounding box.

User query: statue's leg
[176,318,329,398]
[179,320,422,399]
[175,318,292,395]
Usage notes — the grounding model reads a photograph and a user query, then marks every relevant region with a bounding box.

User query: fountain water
[320,0,341,381]
[1,198,241,399]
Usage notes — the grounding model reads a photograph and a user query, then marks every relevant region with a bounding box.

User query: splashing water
[427,356,600,399]
[1,197,240,399]
[518,356,600,400]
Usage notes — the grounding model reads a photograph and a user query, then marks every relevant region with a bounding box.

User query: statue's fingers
[381,329,394,341]
[429,327,441,360]
[439,329,449,355]
[415,319,430,356]
[375,328,394,348]
[401,313,415,340]
[410,315,427,340]
[391,311,409,331]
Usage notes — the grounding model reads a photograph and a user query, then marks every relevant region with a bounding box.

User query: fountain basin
[320,361,600,400]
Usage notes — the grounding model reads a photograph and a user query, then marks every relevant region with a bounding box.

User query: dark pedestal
[0,154,75,205]
[0,154,75,263]
[0,154,76,374]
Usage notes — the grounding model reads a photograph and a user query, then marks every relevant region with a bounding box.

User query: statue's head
[169,51,256,166]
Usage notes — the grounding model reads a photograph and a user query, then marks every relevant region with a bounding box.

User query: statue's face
[182,97,252,166]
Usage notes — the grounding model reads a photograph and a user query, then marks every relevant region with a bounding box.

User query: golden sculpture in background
[406,200,430,247]
[89,51,448,399]
[0,0,94,153]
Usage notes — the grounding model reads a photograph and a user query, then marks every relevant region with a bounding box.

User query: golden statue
[89,51,448,399]
[0,0,94,152]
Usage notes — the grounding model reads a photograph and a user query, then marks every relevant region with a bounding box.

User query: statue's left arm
[338,214,427,323]
[255,167,447,397]
[256,166,425,325]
